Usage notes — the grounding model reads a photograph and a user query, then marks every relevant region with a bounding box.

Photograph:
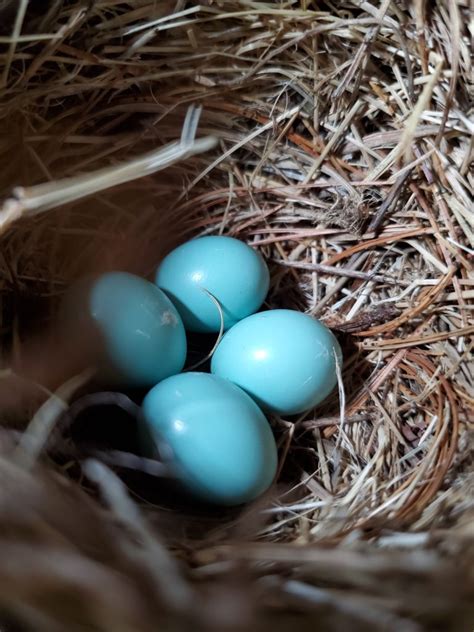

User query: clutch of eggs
[61,236,342,505]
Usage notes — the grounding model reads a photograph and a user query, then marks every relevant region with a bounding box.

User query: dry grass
[0,1,473,631]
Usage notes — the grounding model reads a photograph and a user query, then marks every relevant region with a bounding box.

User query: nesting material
[0,2,472,631]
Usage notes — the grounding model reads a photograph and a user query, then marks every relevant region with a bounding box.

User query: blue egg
[155,236,270,333]
[211,309,342,415]
[141,372,277,505]
[86,271,187,386]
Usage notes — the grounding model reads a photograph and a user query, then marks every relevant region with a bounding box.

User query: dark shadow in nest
[0,612,28,632]
[265,262,310,313]
[0,277,60,353]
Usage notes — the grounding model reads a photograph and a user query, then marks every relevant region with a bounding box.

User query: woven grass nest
[0,2,473,631]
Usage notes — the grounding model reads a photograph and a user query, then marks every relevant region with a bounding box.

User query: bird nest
[0,2,472,631]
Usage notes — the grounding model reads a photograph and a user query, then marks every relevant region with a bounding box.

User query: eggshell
[211,309,342,415]
[141,372,277,505]
[64,271,187,387]
[155,236,269,333]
